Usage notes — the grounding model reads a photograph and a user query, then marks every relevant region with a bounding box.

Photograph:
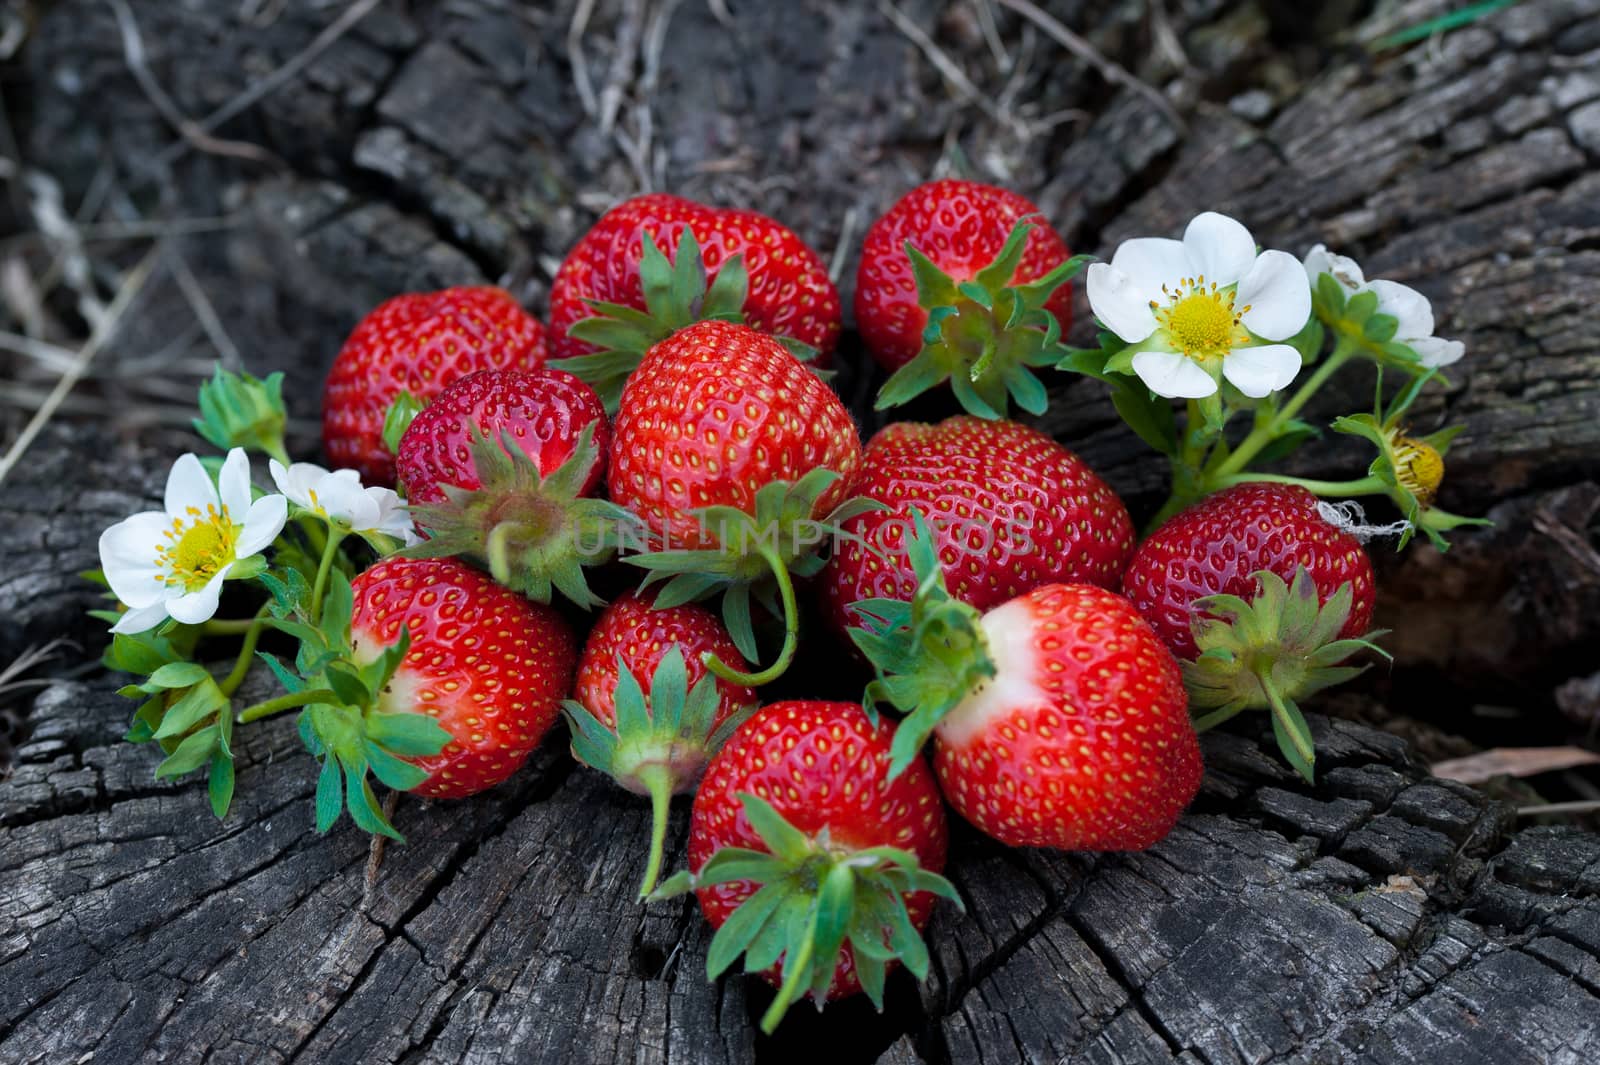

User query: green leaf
[366,711,452,757]
[146,661,210,690]
[192,363,289,462]
[208,748,236,818]
[706,881,790,979]
[324,663,371,709]
[1110,381,1178,456]
[314,754,343,832]
[738,793,812,864]
[154,725,220,779]
[1344,289,1378,326]
[364,740,429,791]
[152,678,227,739]
[381,390,427,456]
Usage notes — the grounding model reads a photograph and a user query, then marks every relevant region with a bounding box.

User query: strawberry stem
[636,763,676,899]
[238,688,340,724]
[310,530,347,625]
[1212,337,1358,480]
[218,606,271,698]
[703,544,796,688]
[1212,472,1388,496]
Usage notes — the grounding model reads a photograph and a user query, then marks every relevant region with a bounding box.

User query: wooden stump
[5,1,1600,1061]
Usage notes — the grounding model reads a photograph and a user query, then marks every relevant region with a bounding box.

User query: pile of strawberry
[98,181,1468,1032]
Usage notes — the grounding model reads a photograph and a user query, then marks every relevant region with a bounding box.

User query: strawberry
[854,180,1084,418]
[549,194,840,409]
[1121,483,1385,782]
[394,367,627,607]
[349,556,576,799]
[1121,483,1376,662]
[564,591,758,895]
[609,319,867,685]
[821,416,1135,643]
[852,514,1203,850]
[322,286,548,486]
[652,700,958,1032]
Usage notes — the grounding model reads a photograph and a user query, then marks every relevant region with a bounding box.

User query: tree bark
[6,0,1600,1061]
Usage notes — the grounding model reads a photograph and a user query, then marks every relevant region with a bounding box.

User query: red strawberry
[853,515,1202,851]
[655,700,956,1032]
[322,287,548,486]
[1121,483,1376,661]
[549,195,840,409]
[1121,483,1384,782]
[350,556,576,799]
[854,180,1083,418]
[609,319,864,685]
[395,368,624,607]
[564,591,758,895]
[821,416,1135,643]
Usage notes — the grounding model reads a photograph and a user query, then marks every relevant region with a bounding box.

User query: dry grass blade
[1433,746,1600,785]
[993,0,1184,132]
[1517,799,1600,819]
[0,245,163,487]
[877,0,1027,140]
[0,638,76,700]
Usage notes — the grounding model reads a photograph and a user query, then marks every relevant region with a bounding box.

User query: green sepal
[382,390,427,458]
[192,363,289,465]
[402,420,633,609]
[624,468,880,686]
[875,221,1087,419]
[659,792,959,1033]
[562,646,755,896]
[1184,568,1391,782]
[847,511,993,777]
[563,228,811,413]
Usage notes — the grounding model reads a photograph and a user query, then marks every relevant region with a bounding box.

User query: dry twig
[878,0,1028,140]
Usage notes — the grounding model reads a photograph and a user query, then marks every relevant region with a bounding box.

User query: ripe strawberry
[854,180,1083,418]
[1121,483,1385,782]
[322,286,548,486]
[821,416,1135,643]
[853,515,1203,851]
[653,700,958,1032]
[609,319,865,685]
[395,368,626,607]
[564,591,758,895]
[549,194,840,409]
[349,556,576,799]
[1121,483,1376,661]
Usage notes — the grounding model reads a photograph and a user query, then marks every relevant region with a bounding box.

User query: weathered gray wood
[7,0,1600,1062]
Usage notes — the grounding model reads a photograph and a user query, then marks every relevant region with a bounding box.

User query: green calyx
[1330,369,1490,552]
[875,219,1088,420]
[563,648,756,897]
[382,391,427,459]
[403,421,635,609]
[650,792,962,1034]
[561,228,821,414]
[1185,567,1390,783]
[193,363,290,466]
[848,511,995,780]
[624,467,882,687]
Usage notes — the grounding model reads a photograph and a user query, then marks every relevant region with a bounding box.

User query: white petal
[341,487,383,532]
[99,511,171,607]
[1408,336,1465,369]
[1303,244,1365,292]
[270,460,317,507]
[1086,263,1159,344]
[1108,237,1192,296]
[1183,212,1256,287]
[1222,344,1302,398]
[166,569,231,625]
[217,448,253,517]
[1238,250,1313,341]
[164,453,217,517]
[110,601,172,635]
[1130,351,1217,399]
[368,489,420,543]
[236,495,288,557]
[313,470,370,523]
[1367,280,1435,340]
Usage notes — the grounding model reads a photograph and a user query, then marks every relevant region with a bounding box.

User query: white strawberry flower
[1087,212,1311,400]
[1303,244,1465,369]
[99,449,288,634]
[268,459,418,545]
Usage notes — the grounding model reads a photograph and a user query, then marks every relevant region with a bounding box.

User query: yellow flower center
[1389,431,1444,507]
[1151,277,1251,359]
[156,505,238,592]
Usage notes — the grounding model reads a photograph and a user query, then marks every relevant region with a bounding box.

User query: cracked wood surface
[6,0,1600,1062]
